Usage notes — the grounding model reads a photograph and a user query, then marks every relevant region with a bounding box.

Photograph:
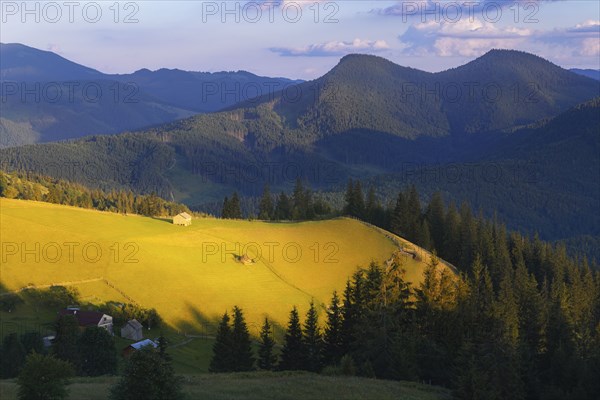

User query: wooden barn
[173,212,192,226]
[120,319,144,341]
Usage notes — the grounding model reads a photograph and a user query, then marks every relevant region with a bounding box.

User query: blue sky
[1,0,599,79]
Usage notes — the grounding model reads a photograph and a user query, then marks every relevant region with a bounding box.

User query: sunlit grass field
[0,198,447,335]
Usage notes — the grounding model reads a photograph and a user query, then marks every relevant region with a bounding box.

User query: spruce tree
[365,186,377,223]
[231,306,254,371]
[229,192,243,219]
[426,192,446,252]
[291,179,306,220]
[343,179,355,216]
[323,291,344,366]
[275,192,291,220]
[209,312,233,372]
[406,185,422,242]
[303,301,323,372]
[221,196,230,219]
[390,192,407,236]
[258,318,277,370]
[279,306,305,370]
[258,185,274,220]
[352,181,366,220]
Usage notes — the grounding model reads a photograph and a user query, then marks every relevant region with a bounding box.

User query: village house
[59,308,114,334]
[120,319,144,341]
[173,212,192,226]
[122,338,158,357]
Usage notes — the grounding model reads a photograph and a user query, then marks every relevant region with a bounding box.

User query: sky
[1,0,599,79]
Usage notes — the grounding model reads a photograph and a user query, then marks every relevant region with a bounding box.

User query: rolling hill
[0,198,450,334]
[1,51,599,257]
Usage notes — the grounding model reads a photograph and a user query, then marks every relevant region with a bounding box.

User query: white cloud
[271,38,390,57]
[398,18,600,58]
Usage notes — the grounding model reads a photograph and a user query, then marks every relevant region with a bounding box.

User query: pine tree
[229,192,243,219]
[209,312,233,372]
[426,192,446,252]
[340,280,356,355]
[292,179,306,220]
[279,306,305,370]
[343,179,355,216]
[157,336,170,361]
[258,318,277,370]
[275,192,291,220]
[323,291,344,366]
[352,181,366,220]
[406,185,422,242]
[221,196,230,219]
[390,192,407,236]
[303,301,323,372]
[258,185,274,220]
[231,306,254,371]
[365,186,378,224]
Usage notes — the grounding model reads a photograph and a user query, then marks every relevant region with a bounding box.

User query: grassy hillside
[0,198,446,335]
[0,372,450,400]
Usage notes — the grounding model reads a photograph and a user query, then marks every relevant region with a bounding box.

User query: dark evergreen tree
[303,301,323,372]
[229,192,243,219]
[209,312,233,372]
[258,185,274,220]
[426,192,446,252]
[157,336,170,361]
[221,196,230,218]
[258,318,277,370]
[323,291,344,366]
[390,192,407,236]
[291,179,306,220]
[274,192,291,220]
[231,306,254,371]
[279,306,305,370]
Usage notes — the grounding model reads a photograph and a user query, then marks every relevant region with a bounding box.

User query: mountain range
[1,45,599,258]
[0,43,301,146]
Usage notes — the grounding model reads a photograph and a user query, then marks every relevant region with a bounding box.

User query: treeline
[222,179,333,220]
[211,251,600,399]
[0,170,191,217]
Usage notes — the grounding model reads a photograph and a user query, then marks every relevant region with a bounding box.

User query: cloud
[251,0,327,9]
[270,38,390,57]
[375,0,562,17]
[399,18,531,56]
[398,18,600,58]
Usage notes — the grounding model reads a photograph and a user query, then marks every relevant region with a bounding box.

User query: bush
[17,353,74,400]
[340,355,356,376]
[0,293,24,312]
